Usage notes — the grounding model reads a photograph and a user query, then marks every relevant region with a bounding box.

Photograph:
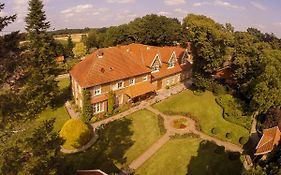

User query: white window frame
[168,52,176,68]
[143,75,148,81]
[117,81,124,89]
[129,78,135,86]
[93,102,104,114]
[181,51,188,65]
[151,54,162,73]
[93,86,101,96]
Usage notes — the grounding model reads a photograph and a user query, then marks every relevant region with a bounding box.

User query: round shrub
[225,132,233,139]
[239,136,249,145]
[60,119,93,150]
[211,127,219,135]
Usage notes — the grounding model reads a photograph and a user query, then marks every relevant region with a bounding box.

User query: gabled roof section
[168,51,177,64]
[150,53,162,67]
[70,47,151,88]
[255,126,281,156]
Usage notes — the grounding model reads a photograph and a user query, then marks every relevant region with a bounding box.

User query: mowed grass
[119,109,163,166]
[63,109,163,173]
[36,77,71,132]
[136,137,201,175]
[154,90,249,145]
[136,137,243,175]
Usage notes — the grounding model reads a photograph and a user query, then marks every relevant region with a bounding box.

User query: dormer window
[168,52,176,68]
[151,54,162,73]
[181,51,188,65]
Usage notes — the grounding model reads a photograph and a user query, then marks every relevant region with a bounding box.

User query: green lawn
[154,90,249,145]
[63,109,163,174]
[122,109,163,165]
[36,77,71,132]
[136,137,243,175]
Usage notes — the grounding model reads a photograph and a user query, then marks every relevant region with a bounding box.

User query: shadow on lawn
[187,141,243,175]
[59,118,134,175]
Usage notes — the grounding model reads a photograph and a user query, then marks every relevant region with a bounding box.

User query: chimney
[97,50,104,58]
[146,46,150,50]
[100,68,105,73]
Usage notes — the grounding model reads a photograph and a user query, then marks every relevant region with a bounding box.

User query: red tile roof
[77,170,108,175]
[70,47,151,88]
[70,44,192,88]
[255,126,281,156]
[91,94,108,104]
[125,81,156,98]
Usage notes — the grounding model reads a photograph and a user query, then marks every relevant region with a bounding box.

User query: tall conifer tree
[23,0,58,114]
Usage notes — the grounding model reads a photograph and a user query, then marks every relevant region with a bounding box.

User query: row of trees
[81,14,182,51]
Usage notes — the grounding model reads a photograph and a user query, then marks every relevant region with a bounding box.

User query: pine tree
[22,0,58,115]
[66,35,74,58]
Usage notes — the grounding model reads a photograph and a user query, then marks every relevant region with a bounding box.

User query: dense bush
[225,132,233,139]
[60,119,93,149]
[82,89,93,122]
[211,83,227,96]
[239,136,249,145]
[228,152,240,160]
[216,94,252,130]
[211,127,219,135]
[107,91,115,114]
[157,115,167,135]
[214,145,225,154]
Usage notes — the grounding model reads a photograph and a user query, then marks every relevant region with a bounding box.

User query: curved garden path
[128,106,243,170]
[81,81,244,172]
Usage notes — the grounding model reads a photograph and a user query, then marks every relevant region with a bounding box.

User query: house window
[117,81,124,89]
[129,78,135,86]
[181,53,188,65]
[143,75,148,81]
[168,60,175,68]
[93,102,104,114]
[166,80,170,86]
[151,63,160,72]
[93,86,101,96]
[168,52,176,68]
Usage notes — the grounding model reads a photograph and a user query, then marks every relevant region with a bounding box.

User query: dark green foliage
[157,115,167,135]
[211,83,227,96]
[216,94,252,129]
[21,0,59,116]
[239,136,248,145]
[107,90,115,114]
[183,14,233,89]
[82,89,93,122]
[65,35,74,58]
[0,119,63,175]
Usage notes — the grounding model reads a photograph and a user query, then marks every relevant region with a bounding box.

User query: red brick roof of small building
[255,126,281,156]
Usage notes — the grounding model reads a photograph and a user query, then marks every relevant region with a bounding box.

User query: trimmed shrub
[225,132,233,139]
[60,119,93,150]
[211,127,219,135]
[82,89,93,122]
[212,83,227,96]
[107,90,115,114]
[228,152,240,160]
[157,115,167,135]
[239,136,249,145]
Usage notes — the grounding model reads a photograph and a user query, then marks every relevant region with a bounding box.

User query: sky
[1,0,281,37]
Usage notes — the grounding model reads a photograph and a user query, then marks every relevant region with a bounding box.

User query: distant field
[54,33,88,43]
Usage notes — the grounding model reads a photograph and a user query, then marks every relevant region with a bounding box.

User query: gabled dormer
[181,50,192,65]
[168,51,177,69]
[150,54,162,73]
